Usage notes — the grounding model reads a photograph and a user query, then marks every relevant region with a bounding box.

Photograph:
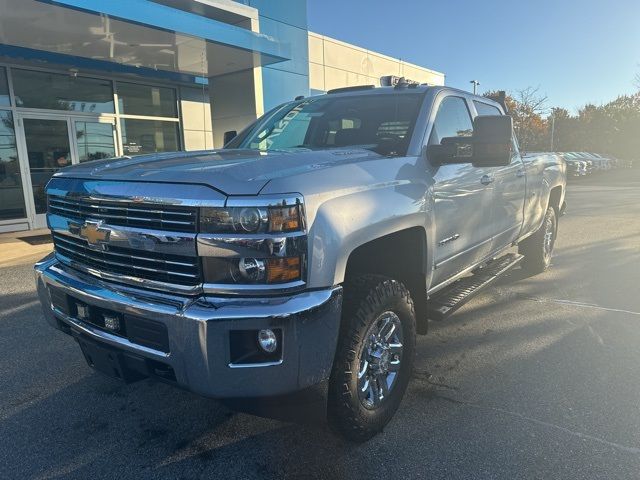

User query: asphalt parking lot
[1,168,639,480]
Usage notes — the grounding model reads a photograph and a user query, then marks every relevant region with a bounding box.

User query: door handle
[480,175,494,185]
[516,169,526,177]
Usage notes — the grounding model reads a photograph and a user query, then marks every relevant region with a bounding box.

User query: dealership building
[0,0,444,233]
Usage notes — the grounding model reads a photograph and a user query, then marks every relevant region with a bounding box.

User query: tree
[547,93,640,159]
[483,87,549,151]
[483,86,640,159]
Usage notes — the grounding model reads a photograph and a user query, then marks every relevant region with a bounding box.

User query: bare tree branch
[515,86,548,116]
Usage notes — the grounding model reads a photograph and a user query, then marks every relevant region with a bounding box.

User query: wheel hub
[357,311,404,409]
[370,346,390,373]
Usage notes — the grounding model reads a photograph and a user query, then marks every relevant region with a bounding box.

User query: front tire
[328,275,416,442]
[518,206,557,275]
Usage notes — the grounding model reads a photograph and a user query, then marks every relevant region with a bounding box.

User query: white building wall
[308,32,445,93]
[209,69,264,148]
[180,85,214,150]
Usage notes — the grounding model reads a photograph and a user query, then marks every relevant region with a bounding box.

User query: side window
[428,96,473,145]
[473,101,502,116]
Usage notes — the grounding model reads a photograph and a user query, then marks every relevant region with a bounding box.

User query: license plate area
[48,285,170,353]
[76,335,146,383]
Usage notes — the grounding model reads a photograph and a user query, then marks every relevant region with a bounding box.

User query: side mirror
[223,130,237,145]
[472,115,512,167]
[427,115,513,167]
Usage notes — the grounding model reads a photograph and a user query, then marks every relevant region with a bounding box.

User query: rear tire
[518,206,557,275]
[328,275,416,442]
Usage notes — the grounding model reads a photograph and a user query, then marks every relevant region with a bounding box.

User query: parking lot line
[522,296,640,317]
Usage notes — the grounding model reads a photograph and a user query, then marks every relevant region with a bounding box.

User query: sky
[307,0,640,113]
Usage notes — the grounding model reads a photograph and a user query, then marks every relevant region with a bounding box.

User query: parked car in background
[580,153,611,171]
[615,156,634,168]
[557,153,588,178]
[556,151,634,174]
[591,153,618,168]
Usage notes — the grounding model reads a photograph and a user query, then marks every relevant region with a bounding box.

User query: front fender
[305,183,432,288]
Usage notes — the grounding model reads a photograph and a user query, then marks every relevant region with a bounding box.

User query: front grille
[48,196,197,233]
[53,232,201,287]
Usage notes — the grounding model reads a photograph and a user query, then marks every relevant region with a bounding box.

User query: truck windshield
[229,93,424,156]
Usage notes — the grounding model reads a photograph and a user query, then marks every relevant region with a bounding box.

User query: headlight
[202,256,303,285]
[200,205,302,233]
[199,197,307,290]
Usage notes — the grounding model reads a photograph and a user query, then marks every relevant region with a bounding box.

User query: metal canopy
[0,0,290,79]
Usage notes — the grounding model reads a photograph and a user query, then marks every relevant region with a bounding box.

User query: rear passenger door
[472,100,526,251]
[429,95,496,288]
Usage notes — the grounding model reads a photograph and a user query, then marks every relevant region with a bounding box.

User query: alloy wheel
[357,311,404,409]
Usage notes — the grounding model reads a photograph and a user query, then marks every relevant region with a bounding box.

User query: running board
[427,253,524,321]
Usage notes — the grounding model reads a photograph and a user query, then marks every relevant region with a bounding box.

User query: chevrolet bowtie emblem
[80,220,111,246]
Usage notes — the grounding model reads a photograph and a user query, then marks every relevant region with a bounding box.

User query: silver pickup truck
[35,83,566,441]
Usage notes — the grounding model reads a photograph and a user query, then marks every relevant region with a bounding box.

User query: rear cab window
[473,100,502,116]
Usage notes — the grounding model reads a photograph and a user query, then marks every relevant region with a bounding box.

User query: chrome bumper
[35,254,343,398]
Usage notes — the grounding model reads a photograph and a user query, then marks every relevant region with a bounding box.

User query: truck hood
[54,148,384,195]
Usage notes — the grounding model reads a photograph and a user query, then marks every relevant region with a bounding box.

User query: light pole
[549,114,556,151]
[470,80,480,95]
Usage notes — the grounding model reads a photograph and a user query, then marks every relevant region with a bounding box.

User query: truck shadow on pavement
[0,290,359,479]
[0,263,616,480]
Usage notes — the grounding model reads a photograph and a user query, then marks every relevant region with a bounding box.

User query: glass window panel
[117,82,177,117]
[236,94,423,156]
[75,121,116,162]
[428,97,473,145]
[121,119,179,155]
[12,69,114,113]
[473,101,502,116]
[0,68,9,106]
[23,118,72,214]
[0,111,27,220]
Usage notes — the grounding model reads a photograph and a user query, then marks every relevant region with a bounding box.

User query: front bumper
[35,254,342,398]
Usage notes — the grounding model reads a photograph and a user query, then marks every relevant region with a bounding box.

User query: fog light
[257,329,277,353]
[103,314,121,332]
[76,303,89,320]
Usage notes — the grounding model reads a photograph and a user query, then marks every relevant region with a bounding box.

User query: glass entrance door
[18,115,118,229]
[21,117,73,228]
[0,110,28,225]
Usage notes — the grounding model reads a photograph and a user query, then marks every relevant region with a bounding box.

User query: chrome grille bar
[52,232,201,286]
[48,196,197,233]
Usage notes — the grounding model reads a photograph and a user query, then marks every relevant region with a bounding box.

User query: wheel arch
[548,185,563,214]
[343,227,429,334]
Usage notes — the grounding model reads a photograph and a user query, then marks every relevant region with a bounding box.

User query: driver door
[429,95,496,288]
